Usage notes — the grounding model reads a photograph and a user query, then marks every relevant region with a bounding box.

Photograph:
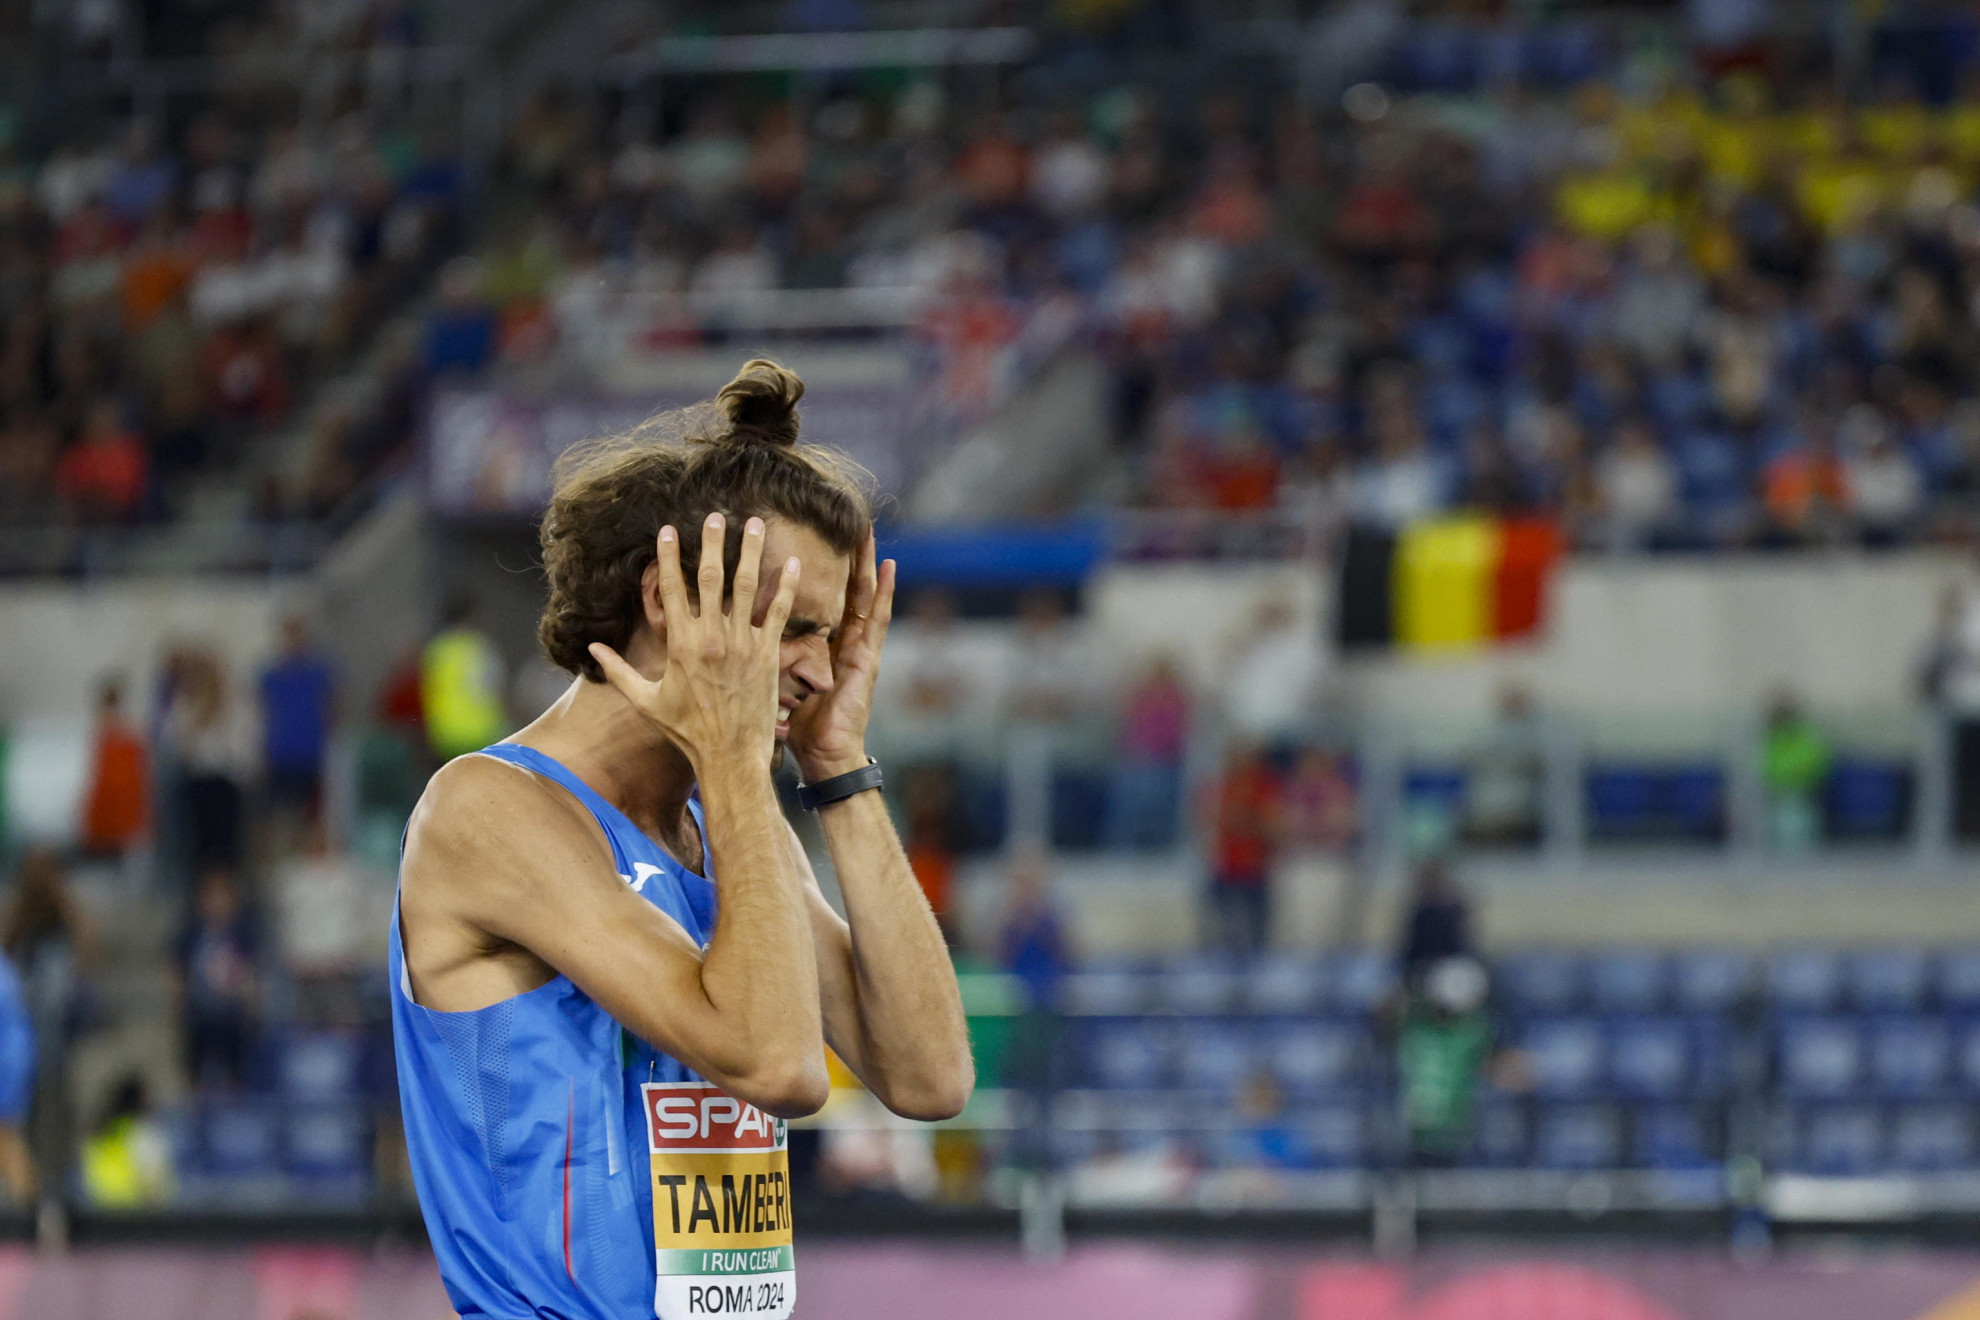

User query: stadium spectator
[0,950,34,1206]
[79,675,148,858]
[1594,417,1680,552]
[419,592,509,762]
[79,1076,172,1208]
[1397,858,1472,991]
[4,849,94,1180]
[1761,690,1833,852]
[1464,683,1547,848]
[160,648,255,872]
[1919,581,1980,841]
[258,612,337,819]
[174,866,258,1092]
[1005,589,1089,728]
[1274,746,1361,947]
[1204,739,1280,953]
[1395,955,1498,1167]
[1222,594,1326,745]
[1104,653,1190,851]
[894,587,968,723]
[54,398,148,523]
[998,848,1070,1012]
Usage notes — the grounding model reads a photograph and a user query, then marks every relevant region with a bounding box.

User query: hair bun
[715,358,804,446]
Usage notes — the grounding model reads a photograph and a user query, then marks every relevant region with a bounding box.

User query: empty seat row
[1497,948,1980,1016]
[176,1100,374,1182]
[1077,1019,1371,1096]
[1058,953,1398,1018]
[1768,1102,1980,1176]
[1517,1016,1726,1100]
[1775,1015,1980,1099]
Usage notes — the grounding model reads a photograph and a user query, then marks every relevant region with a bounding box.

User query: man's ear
[640,560,667,636]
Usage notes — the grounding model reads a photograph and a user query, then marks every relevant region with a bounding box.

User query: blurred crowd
[0,0,456,535]
[412,18,1980,549]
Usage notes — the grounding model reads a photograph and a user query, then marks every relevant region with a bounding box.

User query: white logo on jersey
[626,862,666,893]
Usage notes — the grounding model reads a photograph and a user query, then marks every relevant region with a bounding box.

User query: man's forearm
[698,766,826,1094]
[816,788,972,1118]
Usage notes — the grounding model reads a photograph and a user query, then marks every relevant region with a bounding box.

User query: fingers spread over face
[766,555,802,636]
[869,558,898,646]
[653,525,690,626]
[697,512,726,619]
[730,516,764,631]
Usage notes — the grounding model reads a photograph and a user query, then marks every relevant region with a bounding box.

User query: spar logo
[644,1082,782,1153]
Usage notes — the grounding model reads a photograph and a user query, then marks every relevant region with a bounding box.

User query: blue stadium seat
[1392,23,1481,92]
[1797,1104,1885,1175]
[198,1101,281,1176]
[1244,954,1328,1015]
[1867,1017,1950,1098]
[1497,951,1585,1016]
[285,1104,371,1182]
[1295,1104,1368,1170]
[1956,1021,1980,1092]
[1520,1018,1604,1098]
[1175,1022,1256,1095]
[1330,950,1399,1015]
[1770,949,1846,1013]
[1471,1100,1530,1167]
[1632,1105,1716,1170]
[1850,949,1930,1013]
[1891,1104,1974,1171]
[1156,956,1241,1016]
[1058,965,1153,1016]
[1826,762,1911,841]
[1590,951,1667,1014]
[1586,769,1654,838]
[1266,1021,1365,1099]
[1777,1017,1864,1098]
[1089,1021,1172,1090]
[1939,951,1980,1012]
[1524,23,1604,85]
[276,1031,361,1102]
[1673,950,1754,1013]
[1608,1017,1692,1100]
[1533,1103,1624,1170]
[1049,769,1110,851]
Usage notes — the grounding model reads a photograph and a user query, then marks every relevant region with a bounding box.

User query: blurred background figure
[1761,690,1832,853]
[258,613,336,836]
[1396,859,1472,993]
[420,592,509,763]
[174,866,257,1093]
[1104,653,1189,851]
[1464,685,1546,849]
[159,648,255,879]
[79,1075,172,1209]
[1203,739,1279,954]
[1394,956,1501,1168]
[0,947,35,1206]
[79,675,147,860]
[998,847,1070,1014]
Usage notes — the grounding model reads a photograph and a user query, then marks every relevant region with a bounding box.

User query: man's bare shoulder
[404,753,604,900]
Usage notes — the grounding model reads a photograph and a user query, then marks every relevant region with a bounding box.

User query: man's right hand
[589,512,800,773]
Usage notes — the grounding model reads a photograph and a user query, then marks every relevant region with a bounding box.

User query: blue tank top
[391,743,795,1320]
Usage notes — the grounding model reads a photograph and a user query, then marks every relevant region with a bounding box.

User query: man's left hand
[788,530,896,782]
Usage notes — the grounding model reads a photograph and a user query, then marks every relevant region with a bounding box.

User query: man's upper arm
[405,759,713,1047]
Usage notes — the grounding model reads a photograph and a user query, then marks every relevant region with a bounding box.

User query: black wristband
[795,757,883,811]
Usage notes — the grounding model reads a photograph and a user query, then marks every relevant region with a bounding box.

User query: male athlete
[391,361,972,1320]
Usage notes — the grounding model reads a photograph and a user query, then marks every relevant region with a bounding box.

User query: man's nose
[792,637,835,695]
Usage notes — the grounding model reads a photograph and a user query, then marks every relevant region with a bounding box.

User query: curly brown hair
[538,358,874,682]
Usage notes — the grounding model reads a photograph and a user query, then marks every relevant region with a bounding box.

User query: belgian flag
[1337,515,1562,652]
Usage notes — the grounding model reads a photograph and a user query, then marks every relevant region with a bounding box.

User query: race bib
[643,1081,794,1320]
